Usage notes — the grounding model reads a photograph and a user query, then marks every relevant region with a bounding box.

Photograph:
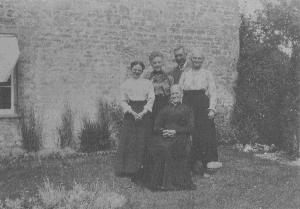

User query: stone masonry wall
[0,0,240,149]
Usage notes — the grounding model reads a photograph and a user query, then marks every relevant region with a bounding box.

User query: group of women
[115,47,221,191]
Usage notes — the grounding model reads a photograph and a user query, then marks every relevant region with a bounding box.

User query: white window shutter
[0,34,19,82]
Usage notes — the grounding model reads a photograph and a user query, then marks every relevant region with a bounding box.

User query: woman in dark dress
[115,61,155,180]
[143,51,174,119]
[144,85,196,191]
[179,48,222,177]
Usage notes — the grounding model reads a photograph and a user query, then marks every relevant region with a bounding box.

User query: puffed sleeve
[143,80,155,112]
[120,82,132,113]
[207,71,217,112]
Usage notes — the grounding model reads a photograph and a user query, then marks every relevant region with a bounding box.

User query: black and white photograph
[0,0,299,208]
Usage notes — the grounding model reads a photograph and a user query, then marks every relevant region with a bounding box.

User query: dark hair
[149,51,164,63]
[130,61,145,70]
[174,46,186,53]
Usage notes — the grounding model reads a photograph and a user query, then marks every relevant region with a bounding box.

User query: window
[0,34,19,115]
[0,76,12,109]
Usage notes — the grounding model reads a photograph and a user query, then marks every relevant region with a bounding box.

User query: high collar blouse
[120,77,155,113]
[179,68,217,111]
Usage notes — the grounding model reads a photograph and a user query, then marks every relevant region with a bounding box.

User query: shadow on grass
[0,146,299,209]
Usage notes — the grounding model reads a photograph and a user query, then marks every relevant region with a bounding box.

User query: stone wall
[0,0,240,149]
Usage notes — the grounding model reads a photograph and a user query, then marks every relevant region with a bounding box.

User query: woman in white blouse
[179,48,221,177]
[115,61,155,181]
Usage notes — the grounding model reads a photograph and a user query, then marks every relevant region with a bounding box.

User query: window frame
[0,57,17,116]
[0,33,19,117]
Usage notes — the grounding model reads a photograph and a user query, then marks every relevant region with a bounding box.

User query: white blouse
[179,68,217,111]
[120,78,155,113]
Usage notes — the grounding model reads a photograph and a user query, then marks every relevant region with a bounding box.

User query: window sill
[0,113,21,119]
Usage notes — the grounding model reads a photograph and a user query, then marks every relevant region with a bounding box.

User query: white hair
[190,48,205,58]
[170,84,183,95]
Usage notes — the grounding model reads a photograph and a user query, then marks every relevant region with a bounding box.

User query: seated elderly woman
[143,85,196,191]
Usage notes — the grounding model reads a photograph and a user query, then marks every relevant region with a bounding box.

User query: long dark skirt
[115,100,152,175]
[152,95,169,119]
[182,90,218,169]
[151,95,169,133]
[144,134,194,191]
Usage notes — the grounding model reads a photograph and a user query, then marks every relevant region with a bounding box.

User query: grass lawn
[0,146,299,209]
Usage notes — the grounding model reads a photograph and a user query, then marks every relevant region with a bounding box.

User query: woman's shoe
[207,161,222,169]
[203,173,211,178]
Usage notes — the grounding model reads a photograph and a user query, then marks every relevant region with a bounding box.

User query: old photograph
[0,0,299,208]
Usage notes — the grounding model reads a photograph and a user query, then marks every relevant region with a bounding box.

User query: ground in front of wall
[0,146,299,209]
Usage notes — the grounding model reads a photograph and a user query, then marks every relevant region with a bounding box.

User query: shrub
[38,178,66,208]
[279,90,300,158]
[231,105,259,145]
[57,104,74,149]
[279,47,300,158]
[79,100,123,152]
[79,118,111,153]
[20,108,42,152]
[0,179,127,209]
[232,6,300,157]
[107,101,124,147]
[215,106,238,144]
[96,100,112,134]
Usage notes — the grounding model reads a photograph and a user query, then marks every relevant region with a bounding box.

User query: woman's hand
[162,129,176,138]
[162,130,170,137]
[129,110,141,120]
[137,109,148,119]
[208,110,215,120]
[162,130,169,138]
[168,130,176,137]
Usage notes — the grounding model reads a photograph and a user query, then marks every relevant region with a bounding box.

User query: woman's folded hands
[162,129,176,138]
[129,109,148,120]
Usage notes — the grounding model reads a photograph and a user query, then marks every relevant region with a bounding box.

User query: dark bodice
[154,103,194,135]
[148,71,173,96]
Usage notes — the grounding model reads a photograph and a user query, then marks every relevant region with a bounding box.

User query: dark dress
[182,90,218,170]
[115,100,152,176]
[144,103,195,191]
[146,71,174,119]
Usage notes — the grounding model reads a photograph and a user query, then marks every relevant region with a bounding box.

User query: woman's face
[151,56,163,72]
[131,64,143,79]
[191,55,204,69]
[170,90,182,104]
